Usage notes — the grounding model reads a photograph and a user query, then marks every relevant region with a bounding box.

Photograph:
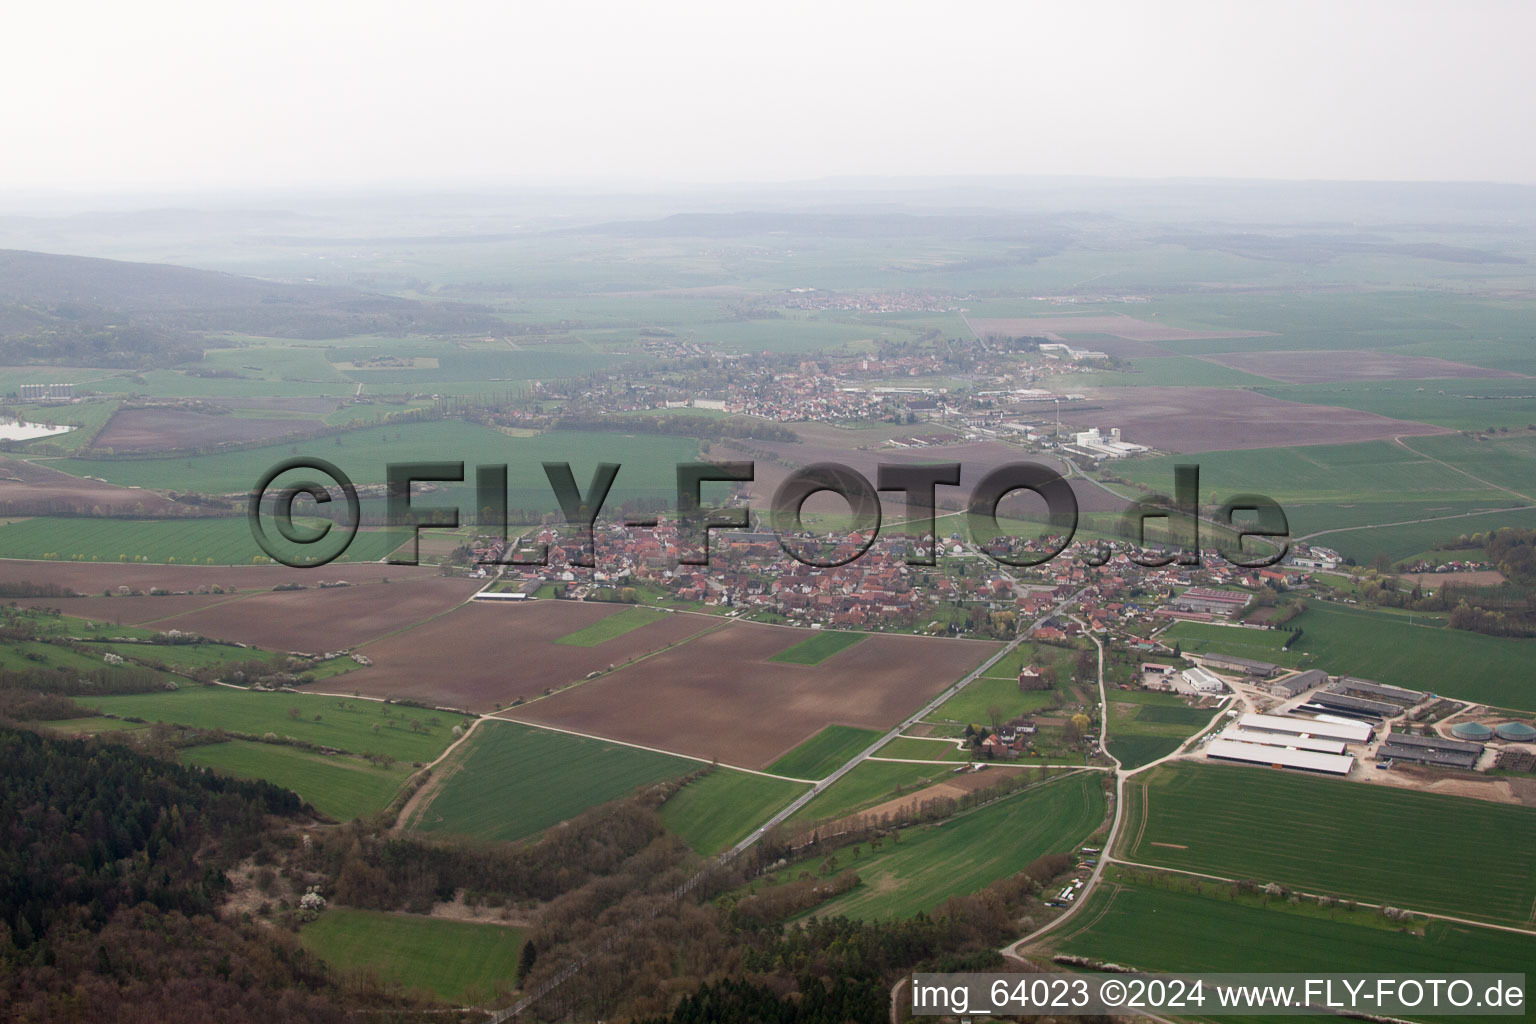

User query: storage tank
[1494,721,1536,743]
[1450,721,1493,741]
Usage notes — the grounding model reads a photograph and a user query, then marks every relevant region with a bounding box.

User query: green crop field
[299,909,522,1003]
[783,759,951,827]
[553,606,666,646]
[53,420,699,509]
[798,770,1105,921]
[766,724,882,779]
[1309,505,1536,565]
[874,736,970,762]
[1254,380,1536,432]
[1409,432,1536,497]
[181,740,411,820]
[767,630,865,665]
[1057,873,1536,986]
[1159,621,1303,666]
[1121,763,1536,925]
[927,674,1063,726]
[82,687,469,762]
[1290,602,1536,709]
[659,768,807,855]
[1106,735,1186,769]
[0,516,400,565]
[1076,356,1279,388]
[1117,441,1439,505]
[410,720,697,842]
[1106,689,1219,769]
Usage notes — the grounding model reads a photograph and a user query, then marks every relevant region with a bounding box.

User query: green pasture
[765,724,882,779]
[299,908,522,1003]
[410,720,696,842]
[83,686,468,762]
[181,740,411,820]
[0,516,400,565]
[659,768,807,855]
[1290,601,1536,709]
[798,770,1104,921]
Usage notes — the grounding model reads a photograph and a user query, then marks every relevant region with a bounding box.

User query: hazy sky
[5,0,1533,192]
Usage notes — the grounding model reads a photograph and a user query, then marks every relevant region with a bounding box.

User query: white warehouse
[1237,711,1373,746]
[1206,738,1355,776]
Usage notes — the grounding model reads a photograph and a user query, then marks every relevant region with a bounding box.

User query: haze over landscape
[2,3,1536,1024]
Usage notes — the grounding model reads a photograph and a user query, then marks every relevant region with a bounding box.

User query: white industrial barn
[1205,738,1355,775]
[1237,711,1372,745]
[1220,727,1347,755]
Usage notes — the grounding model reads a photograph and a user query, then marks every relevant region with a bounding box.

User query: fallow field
[509,621,1002,769]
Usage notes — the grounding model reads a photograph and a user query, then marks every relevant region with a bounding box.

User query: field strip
[865,755,1108,769]
[483,714,818,783]
[395,715,486,830]
[1125,780,1151,858]
[1106,858,1536,939]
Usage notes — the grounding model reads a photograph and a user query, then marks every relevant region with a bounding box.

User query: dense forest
[0,726,450,1022]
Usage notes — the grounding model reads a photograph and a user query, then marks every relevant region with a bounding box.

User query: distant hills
[0,249,502,367]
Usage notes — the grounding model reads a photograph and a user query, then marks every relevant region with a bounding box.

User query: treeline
[0,580,80,598]
[636,976,887,1024]
[553,413,800,443]
[0,662,168,696]
[1487,527,1536,583]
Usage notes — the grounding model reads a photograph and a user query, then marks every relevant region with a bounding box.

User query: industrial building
[1206,737,1355,776]
[1068,426,1147,459]
[1200,653,1280,678]
[1239,711,1373,745]
[1169,588,1251,617]
[1181,666,1227,694]
[18,382,73,401]
[1331,677,1423,706]
[1299,690,1401,722]
[1220,727,1348,755]
[1267,668,1327,699]
[1376,731,1483,770]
